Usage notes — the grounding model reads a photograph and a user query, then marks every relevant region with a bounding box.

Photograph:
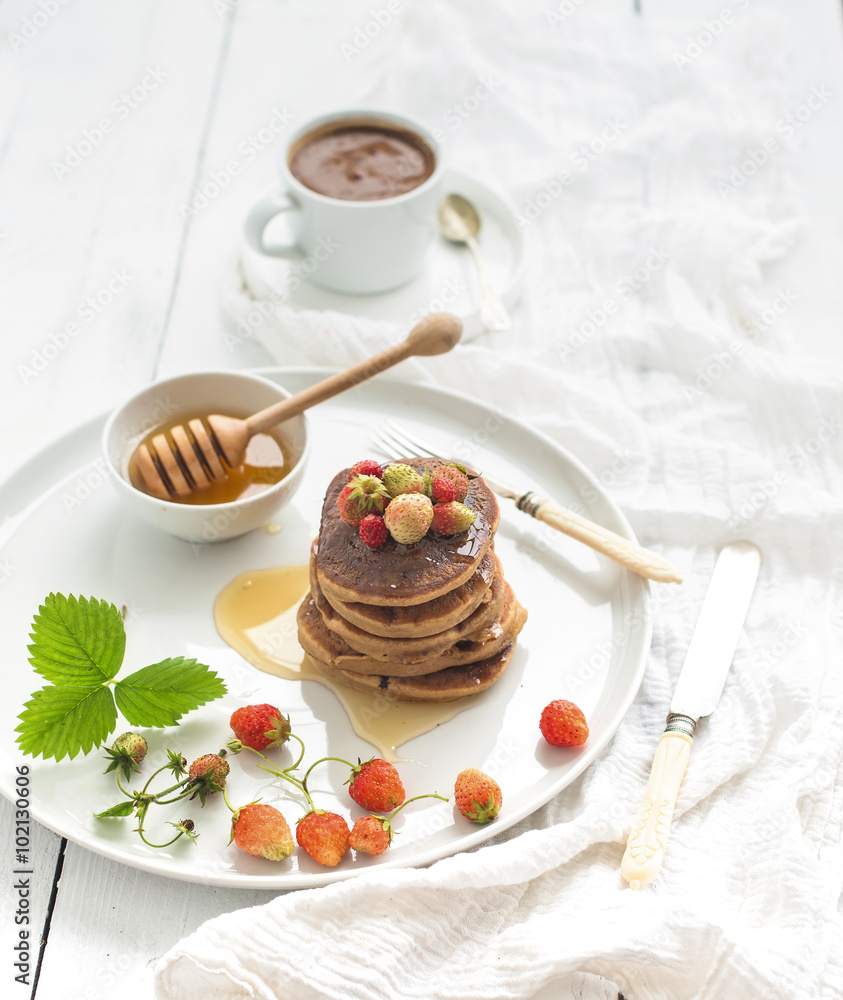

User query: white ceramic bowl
[102,371,309,542]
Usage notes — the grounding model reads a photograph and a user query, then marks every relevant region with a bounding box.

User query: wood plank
[0,796,63,993]
[35,841,277,998]
[0,0,228,474]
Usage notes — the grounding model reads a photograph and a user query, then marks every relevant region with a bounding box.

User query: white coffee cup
[243,109,443,296]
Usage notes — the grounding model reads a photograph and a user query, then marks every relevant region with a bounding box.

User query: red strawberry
[349,815,392,856]
[337,475,390,526]
[430,477,458,504]
[188,753,230,804]
[539,700,589,747]
[435,465,469,502]
[349,459,384,480]
[296,810,350,867]
[347,758,405,812]
[454,768,502,824]
[230,704,290,751]
[384,493,433,544]
[431,500,476,536]
[359,514,388,549]
[231,803,295,861]
[382,462,426,497]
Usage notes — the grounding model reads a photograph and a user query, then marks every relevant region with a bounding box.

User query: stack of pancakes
[296,458,527,702]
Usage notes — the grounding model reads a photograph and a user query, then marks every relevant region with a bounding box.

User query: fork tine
[380,420,439,459]
[371,425,420,460]
[369,426,404,460]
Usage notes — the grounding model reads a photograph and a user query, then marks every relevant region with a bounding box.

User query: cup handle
[243,191,303,258]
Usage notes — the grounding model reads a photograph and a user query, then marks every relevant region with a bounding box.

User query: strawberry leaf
[94,801,136,818]
[114,657,226,727]
[15,684,118,762]
[28,594,125,685]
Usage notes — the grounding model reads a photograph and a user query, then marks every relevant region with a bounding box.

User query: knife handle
[621,721,694,889]
[516,493,683,584]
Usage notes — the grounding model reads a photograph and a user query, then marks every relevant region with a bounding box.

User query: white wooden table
[1,1,842,996]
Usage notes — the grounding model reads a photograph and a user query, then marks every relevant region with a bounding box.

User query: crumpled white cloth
[155,4,843,999]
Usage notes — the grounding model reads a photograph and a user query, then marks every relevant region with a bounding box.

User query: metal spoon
[438,193,511,332]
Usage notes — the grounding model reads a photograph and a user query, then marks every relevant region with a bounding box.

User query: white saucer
[237,169,527,342]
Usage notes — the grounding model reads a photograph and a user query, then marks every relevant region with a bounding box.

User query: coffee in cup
[288,121,436,201]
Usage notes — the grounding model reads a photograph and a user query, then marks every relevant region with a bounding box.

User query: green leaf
[15,684,117,762]
[94,801,136,818]
[114,657,226,728]
[28,594,125,685]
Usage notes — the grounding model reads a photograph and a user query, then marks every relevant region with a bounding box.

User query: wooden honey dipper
[134,312,462,501]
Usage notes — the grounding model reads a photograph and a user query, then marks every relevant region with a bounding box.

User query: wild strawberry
[349,815,392,856]
[231,803,295,861]
[539,700,589,747]
[359,514,388,549]
[430,477,458,503]
[188,753,230,804]
[347,758,405,812]
[431,500,476,536]
[349,792,449,854]
[435,464,469,502]
[337,475,390,526]
[454,768,502,824]
[382,462,426,497]
[103,732,148,780]
[230,704,290,751]
[189,753,230,782]
[349,459,384,480]
[296,810,350,867]
[384,492,433,544]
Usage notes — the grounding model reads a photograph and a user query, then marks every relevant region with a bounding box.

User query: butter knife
[621,540,761,889]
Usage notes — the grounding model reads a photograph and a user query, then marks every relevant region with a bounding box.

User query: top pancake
[315,458,500,607]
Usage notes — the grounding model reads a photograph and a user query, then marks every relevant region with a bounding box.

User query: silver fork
[371,420,682,584]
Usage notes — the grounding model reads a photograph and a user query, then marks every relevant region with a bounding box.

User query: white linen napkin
[155,4,843,998]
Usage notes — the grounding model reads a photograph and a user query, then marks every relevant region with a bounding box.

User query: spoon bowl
[438,193,483,242]
[438,194,511,332]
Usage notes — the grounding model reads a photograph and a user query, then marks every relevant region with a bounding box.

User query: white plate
[237,169,527,342]
[0,371,650,889]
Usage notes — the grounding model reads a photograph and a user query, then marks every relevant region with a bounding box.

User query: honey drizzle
[214,565,469,761]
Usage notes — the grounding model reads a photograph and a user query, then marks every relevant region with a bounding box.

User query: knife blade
[621,540,761,889]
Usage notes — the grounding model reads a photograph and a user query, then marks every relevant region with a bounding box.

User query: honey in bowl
[128,411,295,505]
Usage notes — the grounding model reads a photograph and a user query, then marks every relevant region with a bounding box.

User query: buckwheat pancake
[316,458,500,607]
[308,641,520,703]
[297,581,527,676]
[318,545,497,639]
[310,551,506,662]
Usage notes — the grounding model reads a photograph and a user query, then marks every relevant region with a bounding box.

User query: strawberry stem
[285,732,307,771]
[302,755,354,787]
[134,800,190,849]
[388,791,448,820]
[241,745,315,810]
[136,825,189,850]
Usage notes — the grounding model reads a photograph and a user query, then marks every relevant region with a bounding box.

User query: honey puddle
[214,565,469,761]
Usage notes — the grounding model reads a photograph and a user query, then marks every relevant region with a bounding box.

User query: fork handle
[516,493,682,584]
